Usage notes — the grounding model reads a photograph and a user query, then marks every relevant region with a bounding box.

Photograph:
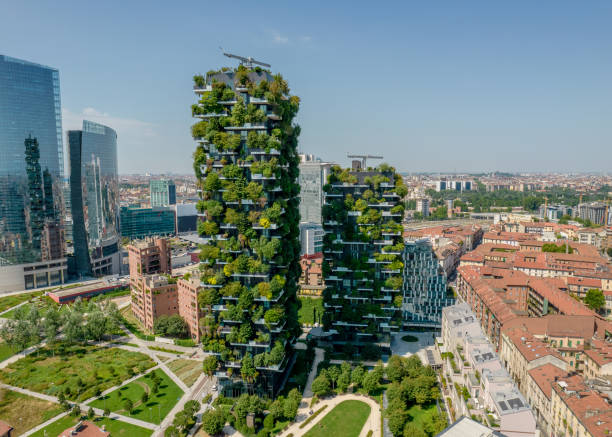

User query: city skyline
[2,1,612,174]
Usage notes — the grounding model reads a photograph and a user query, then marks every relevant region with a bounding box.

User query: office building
[575,202,608,225]
[434,179,473,192]
[67,120,120,278]
[150,179,176,207]
[119,206,175,240]
[299,222,324,255]
[0,55,67,291]
[401,238,454,328]
[322,165,406,354]
[416,198,429,217]
[173,203,197,234]
[298,155,332,224]
[189,65,301,397]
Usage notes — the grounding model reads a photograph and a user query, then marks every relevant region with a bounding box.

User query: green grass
[298,297,324,325]
[0,344,155,402]
[304,400,371,437]
[174,338,196,347]
[88,369,183,424]
[406,403,441,429]
[120,306,156,341]
[401,335,419,342]
[0,291,44,313]
[30,414,152,437]
[0,387,63,435]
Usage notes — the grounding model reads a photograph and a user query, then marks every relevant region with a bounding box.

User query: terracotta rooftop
[528,363,568,400]
[553,375,612,437]
[583,338,612,368]
[59,421,110,437]
[504,326,565,363]
[0,421,12,436]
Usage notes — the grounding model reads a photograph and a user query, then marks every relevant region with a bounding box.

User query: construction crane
[347,154,383,169]
[222,50,271,69]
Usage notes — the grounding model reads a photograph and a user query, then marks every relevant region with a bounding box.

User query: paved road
[299,347,324,418]
[278,393,381,437]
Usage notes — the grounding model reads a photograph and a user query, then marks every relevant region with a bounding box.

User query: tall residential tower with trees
[191,64,301,397]
[322,165,407,358]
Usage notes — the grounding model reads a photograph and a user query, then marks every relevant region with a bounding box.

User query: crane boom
[223,52,271,68]
[347,154,384,169]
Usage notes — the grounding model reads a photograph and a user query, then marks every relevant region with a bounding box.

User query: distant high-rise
[150,179,176,207]
[67,120,120,278]
[298,154,332,224]
[0,55,67,291]
[416,198,430,218]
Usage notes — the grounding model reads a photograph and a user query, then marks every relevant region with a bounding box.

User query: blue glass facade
[402,239,455,328]
[0,55,64,265]
[67,120,120,277]
[119,207,175,240]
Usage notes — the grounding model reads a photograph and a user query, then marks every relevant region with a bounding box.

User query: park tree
[362,370,379,394]
[403,423,427,437]
[311,374,331,397]
[203,355,218,376]
[327,366,341,389]
[269,397,285,420]
[337,370,351,392]
[386,355,405,382]
[165,426,180,437]
[141,391,149,404]
[387,405,409,436]
[123,398,134,414]
[585,289,606,312]
[184,400,200,417]
[351,365,365,387]
[283,396,299,420]
[86,310,107,341]
[88,407,95,419]
[201,409,225,435]
[64,311,84,344]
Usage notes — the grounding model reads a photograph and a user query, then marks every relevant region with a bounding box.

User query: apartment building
[128,238,177,333]
[130,275,178,332]
[440,303,538,437]
[582,338,612,380]
[499,326,567,394]
[128,238,171,276]
[550,375,612,437]
[177,274,202,342]
[299,253,324,295]
[525,363,568,436]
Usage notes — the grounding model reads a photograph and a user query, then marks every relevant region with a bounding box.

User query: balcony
[225,123,267,131]
[193,84,212,93]
[251,148,280,155]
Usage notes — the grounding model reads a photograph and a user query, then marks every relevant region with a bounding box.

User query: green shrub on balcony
[198,220,219,237]
[199,245,221,265]
[385,276,403,290]
[264,307,285,327]
[193,75,205,87]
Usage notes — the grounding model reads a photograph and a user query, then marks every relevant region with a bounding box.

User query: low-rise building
[550,375,612,437]
[60,421,110,437]
[299,253,324,295]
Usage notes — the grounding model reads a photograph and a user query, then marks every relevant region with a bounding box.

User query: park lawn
[30,414,152,437]
[298,296,324,325]
[120,306,155,341]
[304,400,371,437]
[0,291,44,313]
[406,403,441,429]
[0,387,63,435]
[0,344,155,402]
[168,359,202,387]
[89,369,183,424]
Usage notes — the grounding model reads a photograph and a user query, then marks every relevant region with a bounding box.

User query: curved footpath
[277,393,381,437]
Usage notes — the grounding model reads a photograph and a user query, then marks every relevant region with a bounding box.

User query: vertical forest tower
[191,64,301,396]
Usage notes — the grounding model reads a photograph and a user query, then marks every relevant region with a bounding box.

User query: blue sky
[2,1,612,174]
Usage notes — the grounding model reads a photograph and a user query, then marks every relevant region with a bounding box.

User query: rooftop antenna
[220,48,271,69]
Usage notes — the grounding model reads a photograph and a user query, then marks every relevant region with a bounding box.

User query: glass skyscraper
[150,179,176,207]
[67,120,120,278]
[0,55,67,291]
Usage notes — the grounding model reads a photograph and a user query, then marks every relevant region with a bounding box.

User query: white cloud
[272,31,289,44]
[62,107,157,139]
[299,35,312,43]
